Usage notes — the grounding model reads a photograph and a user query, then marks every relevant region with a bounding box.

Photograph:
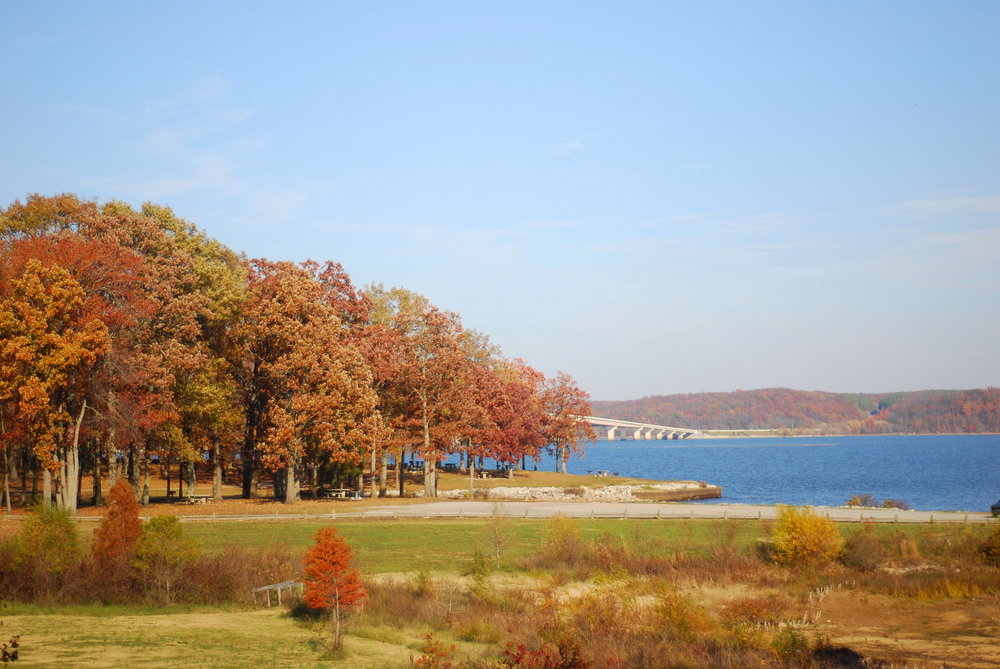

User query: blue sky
[2,2,998,400]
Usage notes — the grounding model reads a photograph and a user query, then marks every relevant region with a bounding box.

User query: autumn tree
[0,259,109,512]
[238,260,378,503]
[393,306,469,497]
[144,203,246,501]
[542,372,596,474]
[303,526,366,650]
[92,479,142,572]
[363,285,431,497]
[1,195,206,506]
[485,359,548,477]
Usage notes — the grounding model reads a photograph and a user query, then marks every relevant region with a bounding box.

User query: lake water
[525,435,1000,512]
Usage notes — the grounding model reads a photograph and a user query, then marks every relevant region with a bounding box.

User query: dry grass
[2,606,412,668]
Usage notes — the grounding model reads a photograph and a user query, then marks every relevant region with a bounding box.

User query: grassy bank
[3,515,999,668]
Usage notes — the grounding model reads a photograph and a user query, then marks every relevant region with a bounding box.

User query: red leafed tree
[303,526,366,649]
[92,479,142,570]
[239,259,379,504]
[542,372,596,474]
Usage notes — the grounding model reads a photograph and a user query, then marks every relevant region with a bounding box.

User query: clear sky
[2,2,998,400]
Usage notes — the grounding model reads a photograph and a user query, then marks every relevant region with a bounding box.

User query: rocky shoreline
[417,481,710,503]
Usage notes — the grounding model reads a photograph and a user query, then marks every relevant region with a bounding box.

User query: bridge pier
[580,416,700,442]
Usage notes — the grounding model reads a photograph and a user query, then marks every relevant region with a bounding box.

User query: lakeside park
[4,3,1000,667]
[2,460,1000,668]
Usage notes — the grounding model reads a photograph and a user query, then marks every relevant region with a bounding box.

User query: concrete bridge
[582,416,700,441]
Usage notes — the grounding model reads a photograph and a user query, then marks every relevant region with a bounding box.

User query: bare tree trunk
[77,452,84,509]
[141,452,150,506]
[421,393,436,498]
[128,442,140,491]
[3,449,11,514]
[21,453,28,506]
[31,456,39,502]
[178,460,184,498]
[378,447,388,498]
[42,468,52,508]
[469,454,474,500]
[370,447,377,499]
[560,445,568,474]
[398,448,405,497]
[187,459,196,498]
[212,435,223,501]
[165,456,171,499]
[283,458,298,504]
[92,447,103,506]
[107,428,120,489]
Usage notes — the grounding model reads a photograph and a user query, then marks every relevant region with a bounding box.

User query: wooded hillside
[591,387,1000,434]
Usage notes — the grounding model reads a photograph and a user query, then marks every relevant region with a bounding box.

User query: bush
[92,480,142,600]
[93,480,142,568]
[540,513,582,565]
[132,516,201,605]
[847,493,877,508]
[843,521,886,572]
[982,524,1000,567]
[882,499,912,510]
[771,505,843,567]
[11,505,80,599]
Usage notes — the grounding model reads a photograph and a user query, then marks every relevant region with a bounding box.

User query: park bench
[251,580,304,608]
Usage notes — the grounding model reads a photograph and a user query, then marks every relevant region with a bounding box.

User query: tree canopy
[0,193,594,511]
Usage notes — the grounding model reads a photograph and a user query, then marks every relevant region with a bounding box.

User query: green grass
[183,517,770,573]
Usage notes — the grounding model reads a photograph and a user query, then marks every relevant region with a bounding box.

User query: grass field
[184,516,757,573]
[3,514,998,668]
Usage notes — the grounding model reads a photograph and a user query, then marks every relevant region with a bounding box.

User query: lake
[528,434,1000,512]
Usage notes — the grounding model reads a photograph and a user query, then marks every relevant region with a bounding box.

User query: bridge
[582,416,700,441]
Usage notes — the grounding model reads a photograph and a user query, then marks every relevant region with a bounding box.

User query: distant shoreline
[690,431,999,439]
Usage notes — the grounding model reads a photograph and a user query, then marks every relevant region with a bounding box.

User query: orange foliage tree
[92,479,142,570]
[303,526,366,649]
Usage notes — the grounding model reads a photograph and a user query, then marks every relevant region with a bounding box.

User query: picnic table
[186,494,213,505]
[319,488,363,499]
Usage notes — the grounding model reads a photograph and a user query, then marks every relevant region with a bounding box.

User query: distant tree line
[591,387,1000,435]
[0,194,595,512]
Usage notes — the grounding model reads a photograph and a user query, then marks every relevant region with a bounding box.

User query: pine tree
[303,527,365,649]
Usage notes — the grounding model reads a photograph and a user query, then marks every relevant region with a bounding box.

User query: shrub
[843,521,886,572]
[477,503,515,570]
[12,505,80,599]
[132,516,201,605]
[303,526,365,650]
[771,505,843,566]
[92,480,142,573]
[882,499,912,510]
[982,524,1000,567]
[540,513,582,565]
[654,587,716,644]
[415,632,454,669]
[499,636,591,669]
[847,493,877,508]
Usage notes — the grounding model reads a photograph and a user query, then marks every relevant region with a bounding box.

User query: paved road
[15,500,988,524]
